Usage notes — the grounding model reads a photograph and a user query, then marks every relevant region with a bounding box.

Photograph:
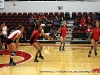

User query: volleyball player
[55,20,72,51]
[6,25,24,66]
[1,22,8,49]
[0,22,3,55]
[30,24,53,62]
[88,20,100,57]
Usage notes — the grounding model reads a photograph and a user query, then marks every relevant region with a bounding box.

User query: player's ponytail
[35,24,40,30]
[10,25,24,34]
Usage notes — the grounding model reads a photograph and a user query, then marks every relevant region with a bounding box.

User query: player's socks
[39,53,44,59]
[59,46,61,51]
[88,51,91,57]
[94,49,97,56]
[0,44,3,55]
[9,58,16,66]
[62,46,64,50]
[9,51,17,66]
[34,55,39,62]
[5,44,7,49]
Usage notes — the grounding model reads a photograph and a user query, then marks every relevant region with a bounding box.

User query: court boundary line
[0,50,33,69]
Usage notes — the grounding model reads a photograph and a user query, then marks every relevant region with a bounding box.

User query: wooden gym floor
[0,44,100,75]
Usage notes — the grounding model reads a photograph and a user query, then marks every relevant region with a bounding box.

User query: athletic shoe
[34,59,39,62]
[62,48,64,50]
[95,52,97,56]
[9,61,16,66]
[88,54,91,57]
[59,48,61,51]
[39,56,44,59]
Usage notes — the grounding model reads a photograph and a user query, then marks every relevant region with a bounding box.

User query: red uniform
[87,18,92,24]
[85,28,92,33]
[80,18,86,26]
[92,28,100,40]
[30,30,40,44]
[60,26,68,37]
[38,15,44,21]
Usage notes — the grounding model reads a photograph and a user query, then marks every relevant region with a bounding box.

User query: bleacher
[0,12,99,44]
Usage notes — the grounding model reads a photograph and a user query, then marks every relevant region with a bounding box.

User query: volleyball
[58,5,63,10]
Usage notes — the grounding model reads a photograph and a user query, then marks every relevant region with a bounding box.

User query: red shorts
[60,33,66,37]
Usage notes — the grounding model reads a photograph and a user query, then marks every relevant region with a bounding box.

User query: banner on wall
[0,0,4,8]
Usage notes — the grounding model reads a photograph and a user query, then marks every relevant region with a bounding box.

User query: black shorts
[0,35,1,40]
[30,40,34,45]
[30,39,36,45]
[91,39,99,42]
[94,40,99,42]
[6,39,13,44]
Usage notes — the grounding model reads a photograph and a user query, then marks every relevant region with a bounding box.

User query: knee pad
[63,42,65,45]
[94,48,97,51]
[61,42,63,44]
[10,51,16,56]
[91,46,93,49]
[40,47,43,50]
[37,49,41,53]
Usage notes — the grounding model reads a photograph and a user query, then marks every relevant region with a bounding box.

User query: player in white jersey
[0,22,4,55]
[1,22,8,49]
[6,25,24,66]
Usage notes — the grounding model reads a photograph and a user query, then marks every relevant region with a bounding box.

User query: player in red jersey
[6,25,24,66]
[88,20,100,57]
[55,20,72,51]
[30,24,53,62]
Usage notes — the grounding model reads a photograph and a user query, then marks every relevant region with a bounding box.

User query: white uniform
[2,26,7,36]
[8,30,21,41]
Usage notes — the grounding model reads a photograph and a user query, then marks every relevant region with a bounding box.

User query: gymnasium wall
[0,1,100,13]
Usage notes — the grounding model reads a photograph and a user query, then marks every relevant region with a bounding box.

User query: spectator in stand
[26,26,32,40]
[98,12,100,21]
[92,12,97,26]
[49,25,57,39]
[54,16,61,27]
[29,16,34,24]
[38,13,44,22]
[45,18,52,33]
[73,18,80,28]
[87,16,92,26]
[84,24,92,39]
[80,16,86,27]
[42,17,47,25]
[33,13,37,20]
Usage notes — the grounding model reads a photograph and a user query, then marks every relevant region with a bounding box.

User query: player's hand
[55,34,57,37]
[49,37,53,40]
[16,44,18,49]
[50,37,53,40]
[88,37,90,41]
[70,35,72,38]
